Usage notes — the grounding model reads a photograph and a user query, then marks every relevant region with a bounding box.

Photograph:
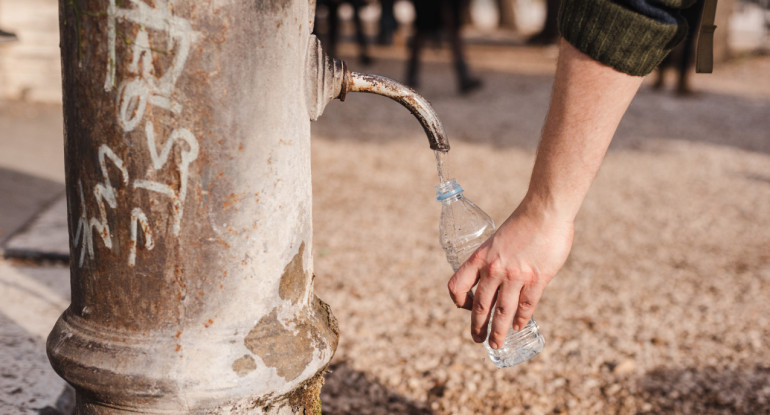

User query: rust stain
[204,319,214,328]
[175,331,182,338]
[279,242,307,304]
[215,236,230,248]
[175,344,182,352]
[222,192,244,210]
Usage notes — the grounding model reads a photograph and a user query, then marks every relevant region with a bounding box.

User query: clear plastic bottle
[436,179,545,367]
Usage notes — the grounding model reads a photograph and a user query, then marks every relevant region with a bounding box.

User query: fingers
[511,282,545,332]
[470,274,498,343]
[447,242,550,348]
[447,260,481,310]
[486,281,521,349]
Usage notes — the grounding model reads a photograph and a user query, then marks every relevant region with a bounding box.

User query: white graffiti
[72,182,92,267]
[105,0,197,131]
[73,0,200,267]
[134,122,199,235]
[72,145,129,266]
[104,0,197,93]
[129,207,153,267]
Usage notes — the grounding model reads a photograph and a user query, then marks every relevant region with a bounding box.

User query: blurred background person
[406,0,483,94]
[377,0,397,45]
[315,0,373,65]
[653,0,707,95]
[527,0,560,45]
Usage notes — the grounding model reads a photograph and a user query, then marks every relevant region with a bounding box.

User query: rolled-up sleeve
[559,0,696,76]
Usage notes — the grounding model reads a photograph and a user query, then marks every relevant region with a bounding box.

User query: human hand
[447,199,574,349]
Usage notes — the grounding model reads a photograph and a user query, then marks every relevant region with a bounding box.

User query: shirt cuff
[558,0,686,76]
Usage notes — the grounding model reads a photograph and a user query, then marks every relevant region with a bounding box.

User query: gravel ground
[309,43,770,414]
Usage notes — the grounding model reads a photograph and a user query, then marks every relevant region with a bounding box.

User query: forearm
[523,39,644,222]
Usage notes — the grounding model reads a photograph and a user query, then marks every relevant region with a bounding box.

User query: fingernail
[489,341,498,349]
[512,324,520,332]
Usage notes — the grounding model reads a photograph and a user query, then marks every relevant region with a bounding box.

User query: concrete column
[47,0,339,413]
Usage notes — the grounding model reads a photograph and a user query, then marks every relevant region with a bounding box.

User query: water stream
[435,150,451,184]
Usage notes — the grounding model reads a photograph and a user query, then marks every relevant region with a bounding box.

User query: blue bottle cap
[436,179,463,201]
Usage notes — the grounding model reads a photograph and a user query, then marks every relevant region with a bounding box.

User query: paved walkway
[0,101,71,414]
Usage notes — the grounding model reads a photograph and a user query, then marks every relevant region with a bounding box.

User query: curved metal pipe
[341,71,450,152]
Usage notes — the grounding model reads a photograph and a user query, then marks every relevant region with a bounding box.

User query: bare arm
[448,39,644,348]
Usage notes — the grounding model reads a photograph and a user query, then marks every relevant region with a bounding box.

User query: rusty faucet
[306,36,450,152]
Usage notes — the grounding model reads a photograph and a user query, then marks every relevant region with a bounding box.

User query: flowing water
[435,150,451,183]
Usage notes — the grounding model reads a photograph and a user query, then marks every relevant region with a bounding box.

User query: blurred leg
[448,0,482,93]
[528,0,560,45]
[327,1,340,58]
[351,0,372,65]
[406,0,438,88]
[406,29,424,88]
[676,0,705,95]
[377,0,397,45]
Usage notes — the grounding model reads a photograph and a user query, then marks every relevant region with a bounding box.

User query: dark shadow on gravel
[314,51,770,156]
[321,360,432,415]
[637,365,770,414]
[0,167,64,245]
[615,87,770,155]
[37,386,74,415]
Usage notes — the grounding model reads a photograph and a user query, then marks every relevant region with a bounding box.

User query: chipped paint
[244,295,338,383]
[278,242,308,304]
[244,310,311,382]
[232,355,256,377]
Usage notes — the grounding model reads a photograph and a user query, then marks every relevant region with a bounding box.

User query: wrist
[519,187,580,225]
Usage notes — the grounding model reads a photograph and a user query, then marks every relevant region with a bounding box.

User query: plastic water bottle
[436,178,545,367]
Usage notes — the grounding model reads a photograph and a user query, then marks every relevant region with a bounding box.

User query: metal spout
[306,37,448,151]
[341,71,450,152]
